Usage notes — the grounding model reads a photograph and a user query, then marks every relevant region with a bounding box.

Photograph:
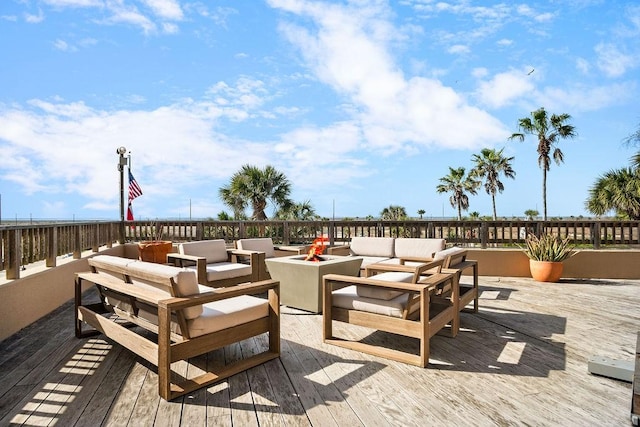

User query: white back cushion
[349,237,395,257]
[237,238,276,258]
[126,261,203,319]
[394,238,445,259]
[179,240,229,264]
[434,246,466,261]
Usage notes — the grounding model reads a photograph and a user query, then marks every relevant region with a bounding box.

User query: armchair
[235,238,307,281]
[322,259,458,367]
[168,239,260,287]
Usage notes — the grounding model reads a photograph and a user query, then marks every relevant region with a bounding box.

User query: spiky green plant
[522,233,573,262]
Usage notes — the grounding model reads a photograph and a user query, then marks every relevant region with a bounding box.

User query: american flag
[127,170,143,221]
[128,170,143,202]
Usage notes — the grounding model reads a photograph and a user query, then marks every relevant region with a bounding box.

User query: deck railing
[2,219,639,280]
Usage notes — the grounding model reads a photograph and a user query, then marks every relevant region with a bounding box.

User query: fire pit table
[265,255,362,313]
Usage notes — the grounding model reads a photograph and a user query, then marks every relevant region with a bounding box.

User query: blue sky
[1,0,639,221]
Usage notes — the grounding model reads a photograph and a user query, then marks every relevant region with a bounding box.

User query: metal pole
[117,147,128,243]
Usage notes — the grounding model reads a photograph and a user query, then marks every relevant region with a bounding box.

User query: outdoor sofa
[75,255,280,400]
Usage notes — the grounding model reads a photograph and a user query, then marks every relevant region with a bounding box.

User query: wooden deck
[1,276,638,426]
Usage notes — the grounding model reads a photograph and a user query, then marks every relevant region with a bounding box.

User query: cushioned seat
[333,285,412,318]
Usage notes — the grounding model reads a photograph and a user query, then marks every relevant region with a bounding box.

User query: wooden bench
[75,255,280,401]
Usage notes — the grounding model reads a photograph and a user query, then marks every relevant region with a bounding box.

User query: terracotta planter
[529,259,564,282]
[137,241,173,264]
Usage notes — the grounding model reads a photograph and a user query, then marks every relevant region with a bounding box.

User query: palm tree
[586,123,640,219]
[509,107,576,220]
[436,167,479,220]
[585,167,640,219]
[219,164,293,220]
[470,148,516,220]
[524,209,539,220]
[417,209,425,219]
[276,200,318,220]
[380,205,407,220]
[218,188,247,220]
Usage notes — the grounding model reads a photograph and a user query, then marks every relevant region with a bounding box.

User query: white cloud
[0,100,272,210]
[575,57,590,74]
[475,68,536,108]
[448,44,470,55]
[535,82,636,112]
[142,0,184,20]
[269,0,509,152]
[595,42,636,77]
[104,4,157,34]
[25,9,44,23]
[53,39,77,52]
[42,0,102,6]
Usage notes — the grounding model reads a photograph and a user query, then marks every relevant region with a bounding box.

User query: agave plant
[522,233,573,262]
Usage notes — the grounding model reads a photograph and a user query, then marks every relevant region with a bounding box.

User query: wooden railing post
[283,222,290,245]
[7,229,21,280]
[92,223,99,252]
[328,221,335,246]
[593,222,601,249]
[73,226,81,259]
[480,222,488,249]
[46,227,57,267]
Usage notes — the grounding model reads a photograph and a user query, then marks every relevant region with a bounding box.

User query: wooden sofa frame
[75,258,280,401]
[322,260,458,367]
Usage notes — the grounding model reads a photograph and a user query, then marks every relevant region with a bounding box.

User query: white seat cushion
[332,285,410,318]
[187,295,269,337]
[184,262,252,282]
[179,240,229,264]
[357,271,415,300]
[236,238,276,258]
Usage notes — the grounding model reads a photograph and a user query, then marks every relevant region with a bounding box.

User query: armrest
[327,245,351,256]
[323,273,429,293]
[274,245,308,255]
[397,255,434,264]
[230,249,266,265]
[167,252,204,266]
[365,259,444,279]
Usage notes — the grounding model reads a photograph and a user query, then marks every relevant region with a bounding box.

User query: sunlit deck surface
[1,275,638,426]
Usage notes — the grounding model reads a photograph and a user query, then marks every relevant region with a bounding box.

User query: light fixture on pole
[117,146,128,242]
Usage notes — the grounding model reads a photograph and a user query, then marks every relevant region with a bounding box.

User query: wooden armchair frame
[322,260,458,367]
[75,262,280,401]
[440,250,478,313]
[167,248,263,288]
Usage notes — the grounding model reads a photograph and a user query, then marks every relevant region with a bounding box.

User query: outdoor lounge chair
[322,259,458,367]
[235,238,307,280]
[167,239,259,287]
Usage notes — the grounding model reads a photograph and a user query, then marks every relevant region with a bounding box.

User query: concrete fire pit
[265,255,362,313]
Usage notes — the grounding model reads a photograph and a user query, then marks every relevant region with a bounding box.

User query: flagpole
[117,146,128,243]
